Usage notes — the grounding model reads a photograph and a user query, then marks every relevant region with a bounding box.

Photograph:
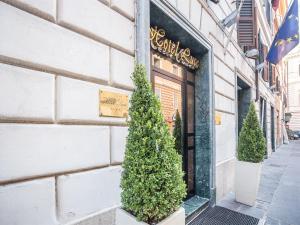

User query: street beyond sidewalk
[218,140,300,225]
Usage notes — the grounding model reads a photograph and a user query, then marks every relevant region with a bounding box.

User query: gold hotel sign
[99,90,129,118]
[150,26,200,70]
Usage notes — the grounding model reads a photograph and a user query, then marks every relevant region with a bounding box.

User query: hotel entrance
[149,2,215,220]
[151,52,196,197]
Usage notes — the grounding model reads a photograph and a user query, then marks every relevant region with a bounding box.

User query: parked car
[288,129,300,140]
[293,130,300,139]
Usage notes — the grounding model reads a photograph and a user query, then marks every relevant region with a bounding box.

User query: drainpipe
[255,71,259,102]
[135,0,151,79]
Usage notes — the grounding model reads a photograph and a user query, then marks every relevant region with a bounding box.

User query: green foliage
[173,110,182,155]
[238,102,266,163]
[121,65,186,224]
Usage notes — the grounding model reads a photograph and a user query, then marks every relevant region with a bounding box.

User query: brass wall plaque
[99,90,129,118]
[215,112,222,125]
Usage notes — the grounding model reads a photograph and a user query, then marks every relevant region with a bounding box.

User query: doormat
[189,206,259,225]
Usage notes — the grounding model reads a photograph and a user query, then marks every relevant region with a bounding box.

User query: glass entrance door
[151,52,195,197]
[185,71,195,197]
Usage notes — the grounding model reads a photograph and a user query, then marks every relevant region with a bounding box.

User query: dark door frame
[271,105,276,152]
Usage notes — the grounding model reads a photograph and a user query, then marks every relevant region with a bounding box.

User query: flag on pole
[266,0,299,65]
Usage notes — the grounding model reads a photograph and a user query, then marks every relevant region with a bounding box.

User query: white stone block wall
[0,124,111,182]
[57,0,134,53]
[111,127,129,164]
[0,63,55,121]
[4,0,57,21]
[0,178,57,225]
[0,2,110,81]
[56,76,131,124]
[57,166,122,223]
[0,1,134,224]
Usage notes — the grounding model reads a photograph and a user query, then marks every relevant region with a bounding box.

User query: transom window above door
[152,53,183,78]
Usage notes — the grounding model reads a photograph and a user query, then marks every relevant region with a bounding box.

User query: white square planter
[235,160,262,206]
[115,207,185,225]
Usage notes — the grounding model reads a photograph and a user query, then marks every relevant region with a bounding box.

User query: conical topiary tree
[121,65,186,224]
[238,101,266,163]
[173,110,182,155]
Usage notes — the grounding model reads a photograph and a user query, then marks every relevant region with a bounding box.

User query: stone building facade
[286,47,300,131]
[0,0,288,224]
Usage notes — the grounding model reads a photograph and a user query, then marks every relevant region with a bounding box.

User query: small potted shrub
[116,65,186,225]
[235,102,266,206]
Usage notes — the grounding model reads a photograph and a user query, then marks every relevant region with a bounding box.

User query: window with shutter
[262,45,269,82]
[269,64,273,87]
[276,76,279,92]
[273,67,277,85]
[258,31,263,63]
[265,0,272,26]
[272,65,276,86]
[237,0,257,49]
[257,31,269,82]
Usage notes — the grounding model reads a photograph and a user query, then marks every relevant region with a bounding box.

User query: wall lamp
[256,62,265,72]
[244,49,259,58]
[221,10,238,28]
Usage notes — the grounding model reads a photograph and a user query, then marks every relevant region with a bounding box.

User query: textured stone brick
[57,166,122,222]
[5,0,56,20]
[200,9,216,38]
[111,126,128,164]
[190,0,201,29]
[215,93,235,114]
[215,75,235,99]
[0,124,110,182]
[167,0,177,6]
[0,2,109,81]
[207,0,226,20]
[177,0,190,19]
[67,209,116,225]
[215,113,236,163]
[0,178,57,225]
[0,63,54,121]
[111,0,134,19]
[216,159,235,201]
[215,58,235,85]
[56,76,130,124]
[58,0,134,52]
[111,49,134,88]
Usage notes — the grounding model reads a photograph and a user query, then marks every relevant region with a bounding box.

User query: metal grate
[189,206,259,225]
[269,163,285,168]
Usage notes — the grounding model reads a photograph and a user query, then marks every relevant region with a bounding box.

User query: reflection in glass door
[151,52,196,198]
[154,75,182,132]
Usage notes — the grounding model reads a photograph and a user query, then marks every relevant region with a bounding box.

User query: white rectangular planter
[115,207,185,225]
[235,160,262,206]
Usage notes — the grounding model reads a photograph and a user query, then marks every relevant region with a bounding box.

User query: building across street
[286,46,300,132]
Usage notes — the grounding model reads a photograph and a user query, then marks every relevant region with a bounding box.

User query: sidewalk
[218,140,300,225]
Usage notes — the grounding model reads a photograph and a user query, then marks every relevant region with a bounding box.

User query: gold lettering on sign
[150,26,200,70]
[99,90,129,118]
